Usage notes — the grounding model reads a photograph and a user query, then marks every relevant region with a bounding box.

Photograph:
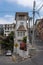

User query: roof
[16,12,28,15]
[40,19,43,22]
[36,18,43,25]
[17,25,26,31]
[37,19,43,27]
[15,12,28,20]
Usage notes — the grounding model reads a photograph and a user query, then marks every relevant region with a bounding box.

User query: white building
[14,12,30,57]
[3,12,32,57]
[3,23,15,36]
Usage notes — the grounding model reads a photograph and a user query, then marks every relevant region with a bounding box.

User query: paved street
[31,50,43,65]
[0,56,14,64]
[0,40,43,65]
[0,49,43,65]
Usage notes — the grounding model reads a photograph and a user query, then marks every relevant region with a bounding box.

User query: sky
[0,0,43,24]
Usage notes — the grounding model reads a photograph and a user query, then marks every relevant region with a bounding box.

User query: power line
[36,1,43,10]
[31,0,43,46]
[37,4,43,11]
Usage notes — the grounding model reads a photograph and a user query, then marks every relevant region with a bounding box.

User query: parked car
[6,50,12,56]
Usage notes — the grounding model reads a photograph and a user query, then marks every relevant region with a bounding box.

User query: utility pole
[29,17,32,44]
[32,0,43,46]
[32,0,36,46]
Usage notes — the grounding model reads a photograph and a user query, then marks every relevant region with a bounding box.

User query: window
[17,31,25,37]
[20,22,24,25]
[5,34,6,36]
[5,25,7,27]
[8,27,9,30]
[5,27,6,30]
[8,25,9,27]
[18,32,22,36]
[23,32,25,36]
[18,32,19,36]
[18,15,26,20]
[20,32,22,36]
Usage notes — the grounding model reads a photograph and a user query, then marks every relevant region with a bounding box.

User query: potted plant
[14,43,19,54]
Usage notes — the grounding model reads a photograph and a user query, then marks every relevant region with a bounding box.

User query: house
[3,23,16,36]
[36,18,43,40]
[14,12,30,57]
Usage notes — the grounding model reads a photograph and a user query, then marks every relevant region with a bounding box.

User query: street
[0,0,43,65]
[31,50,43,65]
[0,56,14,63]
[0,48,43,65]
[0,41,43,65]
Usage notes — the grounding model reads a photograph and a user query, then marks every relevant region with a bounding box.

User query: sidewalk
[0,56,14,63]
[12,53,30,63]
[12,49,37,63]
[12,44,37,63]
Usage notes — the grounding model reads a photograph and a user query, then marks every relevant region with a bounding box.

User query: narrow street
[0,47,43,65]
[0,56,14,64]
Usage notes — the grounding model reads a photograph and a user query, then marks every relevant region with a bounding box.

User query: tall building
[3,12,32,57]
[14,12,30,57]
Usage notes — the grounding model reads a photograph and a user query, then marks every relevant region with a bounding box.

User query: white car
[6,50,12,56]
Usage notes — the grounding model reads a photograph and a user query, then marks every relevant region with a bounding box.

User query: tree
[8,31,14,53]
[2,31,14,53]
[22,36,27,43]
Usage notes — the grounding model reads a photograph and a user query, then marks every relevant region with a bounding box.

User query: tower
[14,12,29,55]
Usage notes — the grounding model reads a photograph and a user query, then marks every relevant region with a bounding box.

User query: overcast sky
[0,0,43,24]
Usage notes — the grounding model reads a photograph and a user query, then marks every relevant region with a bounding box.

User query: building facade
[3,12,32,57]
[36,18,43,40]
[14,12,30,57]
[3,23,15,36]
[0,24,4,36]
